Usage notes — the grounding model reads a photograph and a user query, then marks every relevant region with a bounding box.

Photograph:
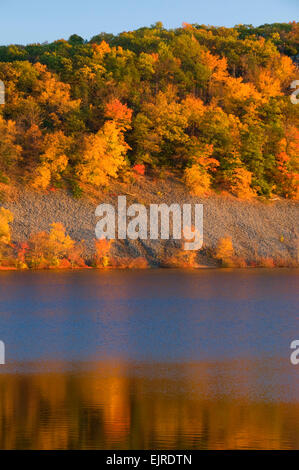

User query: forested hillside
[0,22,298,199]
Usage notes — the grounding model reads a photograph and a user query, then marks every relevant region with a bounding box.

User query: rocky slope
[3,176,299,267]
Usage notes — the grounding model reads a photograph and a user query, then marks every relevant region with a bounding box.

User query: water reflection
[0,269,298,449]
[0,360,298,450]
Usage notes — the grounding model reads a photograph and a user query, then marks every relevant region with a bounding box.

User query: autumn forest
[0,21,298,200]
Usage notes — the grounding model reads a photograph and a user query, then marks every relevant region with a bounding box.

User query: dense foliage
[0,22,298,198]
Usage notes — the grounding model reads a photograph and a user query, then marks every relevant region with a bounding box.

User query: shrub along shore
[1,177,298,270]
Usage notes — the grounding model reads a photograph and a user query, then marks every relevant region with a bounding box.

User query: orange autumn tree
[15,242,29,269]
[104,98,133,131]
[94,238,113,267]
[92,40,111,59]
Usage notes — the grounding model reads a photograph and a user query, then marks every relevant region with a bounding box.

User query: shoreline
[0,265,298,272]
[1,177,299,269]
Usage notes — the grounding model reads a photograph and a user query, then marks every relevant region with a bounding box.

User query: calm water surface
[0,269,298,449]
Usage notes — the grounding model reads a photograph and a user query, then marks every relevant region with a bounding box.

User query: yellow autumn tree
[247,56,296,97]
[215,76,263,113]
[182,96,205,129]
[31,166,52,191]
[215,236,234,266]
[0,116,22,173]
[252,69,282,98]
[0,207,13,245]
[0,208,14,266]
[34,63,81,123]
[77,120,129,187]
[184,144,219,196]
[229,167,257,199]
[49,222,75,256]
[32,132,70,190]
[27,222,76,268]
[274,130,299,199]
[184,165,211,196]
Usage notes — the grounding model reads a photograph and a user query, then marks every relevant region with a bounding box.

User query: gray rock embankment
[3,177,299,266]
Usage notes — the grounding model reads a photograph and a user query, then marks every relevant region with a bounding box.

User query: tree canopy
[0,22,298,198]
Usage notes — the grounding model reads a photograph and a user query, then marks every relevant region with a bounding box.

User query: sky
[0,0,298,45]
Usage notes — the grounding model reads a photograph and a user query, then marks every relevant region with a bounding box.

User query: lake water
[0,269,298,449]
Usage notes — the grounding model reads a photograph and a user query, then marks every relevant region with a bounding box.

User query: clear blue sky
[0,0,298,45]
